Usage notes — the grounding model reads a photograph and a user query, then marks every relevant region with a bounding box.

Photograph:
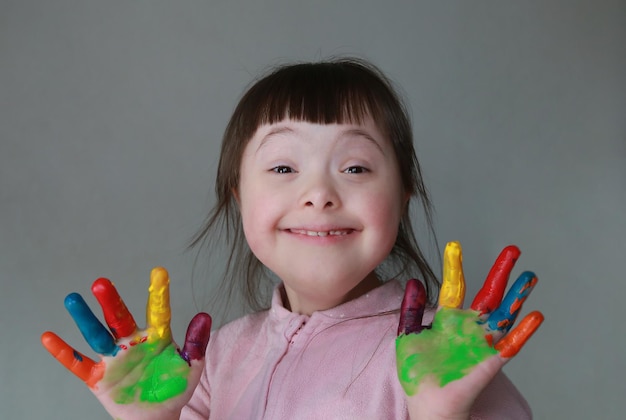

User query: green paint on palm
[110,343,189,404]
[396,308,497,395]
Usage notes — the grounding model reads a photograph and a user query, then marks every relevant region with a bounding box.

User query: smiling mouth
[288,229,353,237]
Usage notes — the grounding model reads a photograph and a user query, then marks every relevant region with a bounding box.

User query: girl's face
[237,118,407,315]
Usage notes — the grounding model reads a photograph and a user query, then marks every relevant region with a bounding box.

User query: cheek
[239,191,279,249]
[376,204,402,244]
[364,184,405,224]
[363,187,405,246]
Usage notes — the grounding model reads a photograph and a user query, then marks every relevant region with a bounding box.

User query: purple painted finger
[398,279,426,336]
[179,312,212,364]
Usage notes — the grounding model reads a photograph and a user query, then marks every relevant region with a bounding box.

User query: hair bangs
[243,61,392,134]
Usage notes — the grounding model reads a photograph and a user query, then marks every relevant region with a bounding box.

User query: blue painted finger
[64,293,119,356]
[483,271,538,334]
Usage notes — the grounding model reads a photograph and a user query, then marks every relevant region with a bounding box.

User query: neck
[281,272,381,316]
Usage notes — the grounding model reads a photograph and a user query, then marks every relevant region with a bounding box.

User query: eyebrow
[341,128,385,155]
[257,126,296,152]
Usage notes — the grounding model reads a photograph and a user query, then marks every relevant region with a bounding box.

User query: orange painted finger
[495,311,544,358]
[92,277,137,339]
[146,267,172,340]
[41,331,105,388]
[439,241,466,308]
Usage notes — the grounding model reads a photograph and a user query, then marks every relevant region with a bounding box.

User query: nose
[299,173,341,210]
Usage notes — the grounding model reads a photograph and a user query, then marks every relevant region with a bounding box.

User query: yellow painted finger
[146,267,172,340]
[439,241,466,308]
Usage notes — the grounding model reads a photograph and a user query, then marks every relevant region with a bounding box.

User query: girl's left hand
[396,242,543,420]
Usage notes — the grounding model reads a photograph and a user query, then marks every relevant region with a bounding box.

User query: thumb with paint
[41,267,211,420]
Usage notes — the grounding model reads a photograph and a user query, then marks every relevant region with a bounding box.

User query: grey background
[2,1,625,418]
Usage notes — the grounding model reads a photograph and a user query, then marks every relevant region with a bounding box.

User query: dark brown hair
[190,58,439,317]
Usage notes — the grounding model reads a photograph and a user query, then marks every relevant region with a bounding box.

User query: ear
[232,187,241,206]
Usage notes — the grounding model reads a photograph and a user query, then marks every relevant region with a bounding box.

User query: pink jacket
[182,280,532,419]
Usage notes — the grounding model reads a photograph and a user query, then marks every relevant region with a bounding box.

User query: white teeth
[291,229,349,236]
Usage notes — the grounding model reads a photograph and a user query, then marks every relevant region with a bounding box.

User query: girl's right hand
[41,267,211,420]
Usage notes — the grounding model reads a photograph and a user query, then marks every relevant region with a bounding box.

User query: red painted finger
[397,279,426,336]
[180,312,212,364]
[41,331,105,388]
[91,278,137,339]
[494,311,544,358]
[471,245,521,315]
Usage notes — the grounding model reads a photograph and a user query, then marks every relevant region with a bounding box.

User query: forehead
[250,117,388,147]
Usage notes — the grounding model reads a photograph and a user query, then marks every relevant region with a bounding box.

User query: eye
[343,166,368,174]
[271,165,295,174]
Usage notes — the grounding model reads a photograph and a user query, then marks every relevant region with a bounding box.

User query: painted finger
[180,312,212,364]
[471,245,521,315]
[495,311,544,357]
[438,241,465,308]
[64,293,119,356]
[483,271,538,337]
[397,279,426,336]
[41,331,105,388]
[92,278,137,339]
[146,267,172,340]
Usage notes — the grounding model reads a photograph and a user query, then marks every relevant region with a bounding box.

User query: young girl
[42,59,543,419]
